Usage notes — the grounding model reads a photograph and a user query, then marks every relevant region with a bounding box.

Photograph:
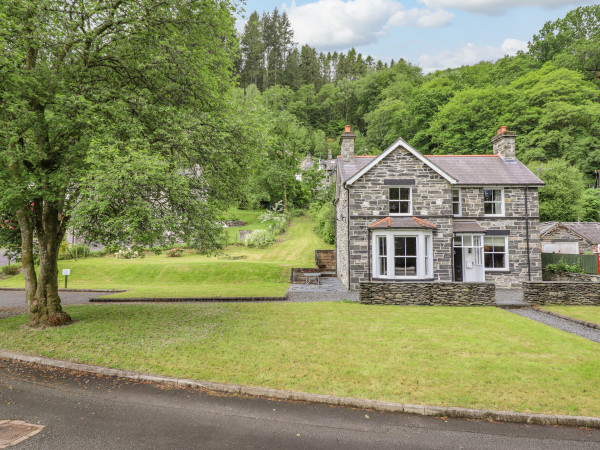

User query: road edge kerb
[533,307,600,330]
[1,350,598,429]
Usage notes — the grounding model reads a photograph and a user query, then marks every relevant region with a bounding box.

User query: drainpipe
[525,185,531,281]
[344,183,351,288]
[368,228,371,281]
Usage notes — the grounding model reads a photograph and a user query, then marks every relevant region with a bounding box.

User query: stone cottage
[334,125,544,290]
[541,222,600,254]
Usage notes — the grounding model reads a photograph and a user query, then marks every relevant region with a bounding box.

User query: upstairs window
[483,189,504,215]
[452,189,461,216]
[389,187,412,215]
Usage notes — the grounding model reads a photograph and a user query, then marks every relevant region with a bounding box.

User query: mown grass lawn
[0,214,332,298]
[542,306,600,325]
[0,303,598,417]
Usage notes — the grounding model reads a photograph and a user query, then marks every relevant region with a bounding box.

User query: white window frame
[483,188,504,216]
[389,187,412,216]
[483,236,509,271]
[372,230,433,280]
[452,189,462,216]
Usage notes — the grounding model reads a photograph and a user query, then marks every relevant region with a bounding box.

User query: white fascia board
[344,137,457,186]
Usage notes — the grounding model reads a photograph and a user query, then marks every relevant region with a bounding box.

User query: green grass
[0,303,598,417]
[542,306,600,325]
[221,209,270,243]
[0,214,332,298]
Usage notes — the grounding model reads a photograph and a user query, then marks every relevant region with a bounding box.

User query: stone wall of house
[523,282,600,305]
[347,147,454,290]
[543,271,600,282]
[360,282,496,305]
[336,179,350,288]
[541,227,593,253]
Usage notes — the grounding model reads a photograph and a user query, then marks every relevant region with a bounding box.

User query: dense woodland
[235,5,600,226]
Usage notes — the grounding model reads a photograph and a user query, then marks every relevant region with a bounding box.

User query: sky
[237,0,596,72]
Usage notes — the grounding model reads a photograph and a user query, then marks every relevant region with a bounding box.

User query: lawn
[0,303,598,417]
[0,214,333,298]
[542,306,600,325]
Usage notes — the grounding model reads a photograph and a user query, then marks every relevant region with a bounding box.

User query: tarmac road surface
[0,358,598,449]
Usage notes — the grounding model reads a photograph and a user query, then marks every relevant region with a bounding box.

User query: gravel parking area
[286,277,359,302]
[508,308,600,344]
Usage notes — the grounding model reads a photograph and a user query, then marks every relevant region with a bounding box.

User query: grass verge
[542,306,600,326]
[0,215,332,298]
[0,303,598,417]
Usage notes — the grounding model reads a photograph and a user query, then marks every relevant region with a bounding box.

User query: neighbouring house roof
[540,222,600,244]
[369,216,437,230]
[425,155,544,186]
[337,155,376,183]
[344,138,457,186]
[453,222,485,233]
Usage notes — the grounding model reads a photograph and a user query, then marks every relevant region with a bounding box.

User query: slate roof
[337,156,376,183]
[369,217,437,229]
[453,222,485,233]
[424,155,544,186]
[540,222,600,244]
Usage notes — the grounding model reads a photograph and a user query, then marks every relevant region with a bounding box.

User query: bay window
[373,231,433,279]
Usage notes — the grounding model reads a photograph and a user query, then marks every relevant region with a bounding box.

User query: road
[0,291,107,318]
[0,359,598,449]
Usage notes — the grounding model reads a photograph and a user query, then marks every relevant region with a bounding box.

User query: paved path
[0,290,114,318]
[286,278,359,302]
[508,308,600,344]
[1,358,598,449]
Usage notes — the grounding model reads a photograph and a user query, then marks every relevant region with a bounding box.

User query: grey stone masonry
[543,271,600,282]
[340,145,542,290]
[360,282,496,306]
[541,226,595,253]
[523,282,600,305]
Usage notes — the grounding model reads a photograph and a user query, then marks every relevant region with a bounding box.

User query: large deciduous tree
[0,0,246,327]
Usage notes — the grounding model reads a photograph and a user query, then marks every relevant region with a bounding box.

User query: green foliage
[581,189,600,222]
[310,202,336,245]
[1,265,20,276]
[244,229,275,248]
[545,261,585,274]
[529,159,586,222]
[114,249,144,260]
[166,248,185,258]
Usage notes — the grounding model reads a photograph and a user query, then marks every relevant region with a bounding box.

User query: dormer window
[389,187,412,215]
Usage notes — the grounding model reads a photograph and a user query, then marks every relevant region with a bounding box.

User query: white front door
[454,234,485,282]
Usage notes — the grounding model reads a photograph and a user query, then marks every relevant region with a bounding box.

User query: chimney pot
[491,127,517,161]
[498,126,507,134]
[345,125,351,132]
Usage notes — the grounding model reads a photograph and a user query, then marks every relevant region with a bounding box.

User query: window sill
[484,269,510,273]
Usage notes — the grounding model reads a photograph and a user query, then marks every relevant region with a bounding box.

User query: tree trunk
[18,204,71,328]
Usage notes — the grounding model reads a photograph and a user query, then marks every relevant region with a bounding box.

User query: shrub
[1,264,20,276]
[114,249,144,260]
[545,261,585,273]
[244,229,274,248]
[310,201,335,245]
[166,248,184,257]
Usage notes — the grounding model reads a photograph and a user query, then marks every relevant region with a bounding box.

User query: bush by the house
[166,248,185,257]
[545,261,585,273]
[310,201,335,245]
[244,229,274,247]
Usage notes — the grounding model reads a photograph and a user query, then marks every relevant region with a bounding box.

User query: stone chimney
[339,125,356,163]
[327,148,332,161]
[490,126,517,161]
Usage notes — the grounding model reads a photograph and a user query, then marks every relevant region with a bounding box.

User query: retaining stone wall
[523,282,600,305]
[360,282,495,306]
[542,271,600,282]
[291,268,321,284]
[315,250,336,271]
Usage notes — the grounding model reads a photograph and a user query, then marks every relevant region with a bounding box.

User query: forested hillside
[235,5,600,223]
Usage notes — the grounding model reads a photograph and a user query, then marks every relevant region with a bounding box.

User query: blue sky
[237,0,596,72]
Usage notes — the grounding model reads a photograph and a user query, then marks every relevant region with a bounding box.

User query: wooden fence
[541,253,599,275]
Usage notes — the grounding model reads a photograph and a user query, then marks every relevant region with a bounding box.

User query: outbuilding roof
[424,155,544,186]
[540,222,600,244]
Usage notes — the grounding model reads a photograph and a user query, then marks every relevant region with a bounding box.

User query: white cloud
[418,38,528,73]
[286,0,454,50]
[419,0,593,15]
